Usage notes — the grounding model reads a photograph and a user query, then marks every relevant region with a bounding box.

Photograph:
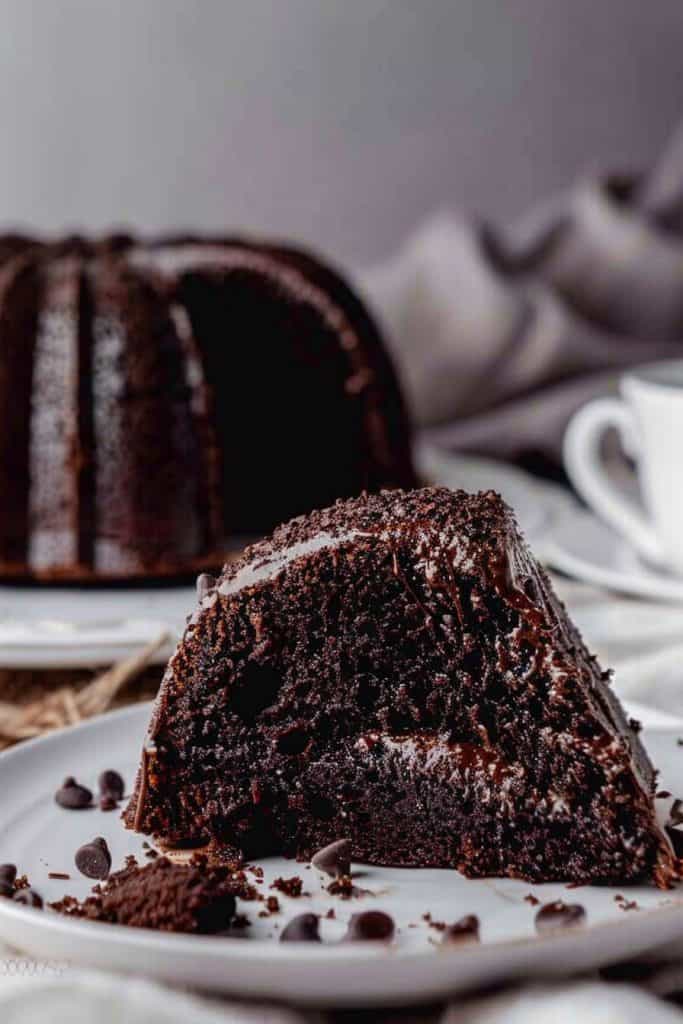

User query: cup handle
[563,397,664,566]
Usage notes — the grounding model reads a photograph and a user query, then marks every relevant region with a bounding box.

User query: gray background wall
[1,1,681,264]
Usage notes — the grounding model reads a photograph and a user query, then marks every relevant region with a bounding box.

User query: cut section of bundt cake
[125,487,677,886]
[0,234,415,580]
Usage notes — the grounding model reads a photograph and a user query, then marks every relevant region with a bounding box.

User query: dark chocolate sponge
[51,855,237,933]
[0,234,414,580]
[125,487,678,886]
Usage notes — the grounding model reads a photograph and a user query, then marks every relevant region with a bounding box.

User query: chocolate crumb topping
[271,876,303,898]
[441,915,480,944]
[327,874,355,899]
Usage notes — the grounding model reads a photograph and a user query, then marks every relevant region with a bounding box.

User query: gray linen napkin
[360,125,683,473]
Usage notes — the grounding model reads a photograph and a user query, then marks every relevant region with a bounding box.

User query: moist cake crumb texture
[124,486,679,887]
[51,855,238,934]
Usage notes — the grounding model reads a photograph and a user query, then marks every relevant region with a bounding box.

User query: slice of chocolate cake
[125,487,678,886]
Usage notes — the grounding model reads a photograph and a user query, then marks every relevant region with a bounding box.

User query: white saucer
[0,446,573,670]
[0,704,682,1007]
[544,507,683,603]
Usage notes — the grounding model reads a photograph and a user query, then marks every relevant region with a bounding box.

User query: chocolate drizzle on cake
[125,487,679,887]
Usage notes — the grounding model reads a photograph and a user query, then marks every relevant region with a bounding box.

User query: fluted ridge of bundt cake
[125,486,678,887]
[0,233,415,580]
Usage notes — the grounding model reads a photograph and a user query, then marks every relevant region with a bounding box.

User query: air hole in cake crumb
[576,720,597,741]
[474,701,498,745]
[231,665,282,722]
[276,726,309,756]
[388,709,417,732]
[309,795,336,821]
[356,677,378,710]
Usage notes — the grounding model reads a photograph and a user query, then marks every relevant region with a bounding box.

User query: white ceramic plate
[0,447,572,670]
[0,704,682,1007]
[0,585,193,669]
[544,507,683,604]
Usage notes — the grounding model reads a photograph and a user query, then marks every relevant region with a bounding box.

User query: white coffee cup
[564,360,683,575]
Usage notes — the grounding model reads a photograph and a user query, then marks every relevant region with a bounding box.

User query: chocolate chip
[670,799,683,826]
[0,881,14,898]
[75,837,111,880]
[0,864,17,885]
[344,910,395,942]
[13,888,43,909]
[280,913,321,942]
[442,914,480,944]
[535,901,586,934]
[664,800,683,855]
[98,770,124,801]
[196,573,216,602]
[55,777,93,810]
[311,838,351,878]
[666,823,683,857]
[99,794,118,812]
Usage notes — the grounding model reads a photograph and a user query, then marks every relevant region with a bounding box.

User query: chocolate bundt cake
[0,234,415,580]
[125,486,678,886]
